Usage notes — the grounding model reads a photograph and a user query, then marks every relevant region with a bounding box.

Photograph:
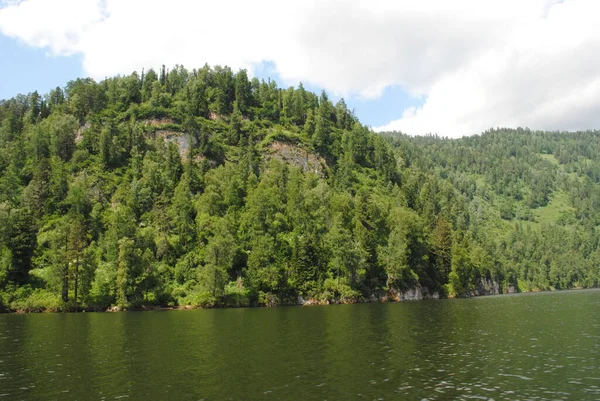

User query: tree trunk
[74,255,79,302]
[62,266,69,303]
[62,234,69,302]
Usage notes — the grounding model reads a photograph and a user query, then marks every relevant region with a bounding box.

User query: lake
[0,290,599,400]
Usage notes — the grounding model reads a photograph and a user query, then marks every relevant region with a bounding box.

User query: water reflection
[0,289,598,400]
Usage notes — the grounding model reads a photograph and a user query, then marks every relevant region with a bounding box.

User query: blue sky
[0,35,420,129]
[0,34,83,100]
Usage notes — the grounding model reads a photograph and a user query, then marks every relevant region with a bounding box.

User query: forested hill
[0,65,598,312]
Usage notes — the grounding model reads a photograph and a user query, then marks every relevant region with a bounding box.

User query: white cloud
[0,0,106,55]
[375,0,600,136]
[1,0,599,137]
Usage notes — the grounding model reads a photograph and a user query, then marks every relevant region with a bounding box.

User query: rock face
[141,118,196,159]
[400,288,424,301]
[297,280,513,306]
[75,123,91,144]
[144,118,175,126]
[456,278,506,298]
[299,297,330,306]
[387,287,440,301]
[267,141,326,175]
[474,278,501,296]
[155,130,197,158]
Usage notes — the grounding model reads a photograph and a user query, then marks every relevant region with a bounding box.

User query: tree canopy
[0,65,598,312]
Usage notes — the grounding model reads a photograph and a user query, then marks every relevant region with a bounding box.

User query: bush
[322,277,360,302]
[177,288,217,308]
[10,288,61,312]
[222,280,251,307]
[258,291,279,307]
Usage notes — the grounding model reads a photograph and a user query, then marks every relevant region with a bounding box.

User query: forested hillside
[0,65,598,312]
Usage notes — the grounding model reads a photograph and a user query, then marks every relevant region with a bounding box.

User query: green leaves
[2,65,600,311]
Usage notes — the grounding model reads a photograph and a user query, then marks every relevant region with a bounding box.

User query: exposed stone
[75,122,91,144]
[266,141,326,176]
[143,118,175,126]
[387,286,439,301]
[401,287,423,301]
[300,298,330,306]
[155,130,197,158]
[474,278,501,296]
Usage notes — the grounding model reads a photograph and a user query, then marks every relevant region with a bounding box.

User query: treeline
[386,129,600,291]
[0,65,598,311]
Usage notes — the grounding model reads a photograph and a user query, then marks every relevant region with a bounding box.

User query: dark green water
[1,290,599,400]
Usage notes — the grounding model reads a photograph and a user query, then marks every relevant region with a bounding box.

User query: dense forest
[0,64,598,312]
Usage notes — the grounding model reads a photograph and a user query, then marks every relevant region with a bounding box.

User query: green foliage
[1,67,599,312]
[9,287,62,312]
[381,208,427,290]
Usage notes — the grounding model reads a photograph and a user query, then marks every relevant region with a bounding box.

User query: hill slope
[0,65,598,311]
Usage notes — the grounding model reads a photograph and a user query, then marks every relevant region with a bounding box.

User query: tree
[431,217,453,285]
[116,238,135,307]
[141,69,158,102]
[170,173,195,248]
[234,69,252,115]
[448,240,475,297]
[45,114,78,162]
[3,208,36,285]
[27,91,41,124]
[65,78,105,121]
[381,208,428,290]
[67,215,89,302]
[36,217,70,302]
[47,86,65,112]
[312,91,333,154]
[200,220,237,298]
[335,98,352,130]
[326,219,366,290]
[210,65,235,115]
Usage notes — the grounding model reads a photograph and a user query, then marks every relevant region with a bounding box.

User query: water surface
[1,290,599,400]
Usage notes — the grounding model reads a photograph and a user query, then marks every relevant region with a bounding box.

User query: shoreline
[2,287,597,314]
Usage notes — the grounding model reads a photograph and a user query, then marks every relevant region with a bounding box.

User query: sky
[0,0,599,138]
